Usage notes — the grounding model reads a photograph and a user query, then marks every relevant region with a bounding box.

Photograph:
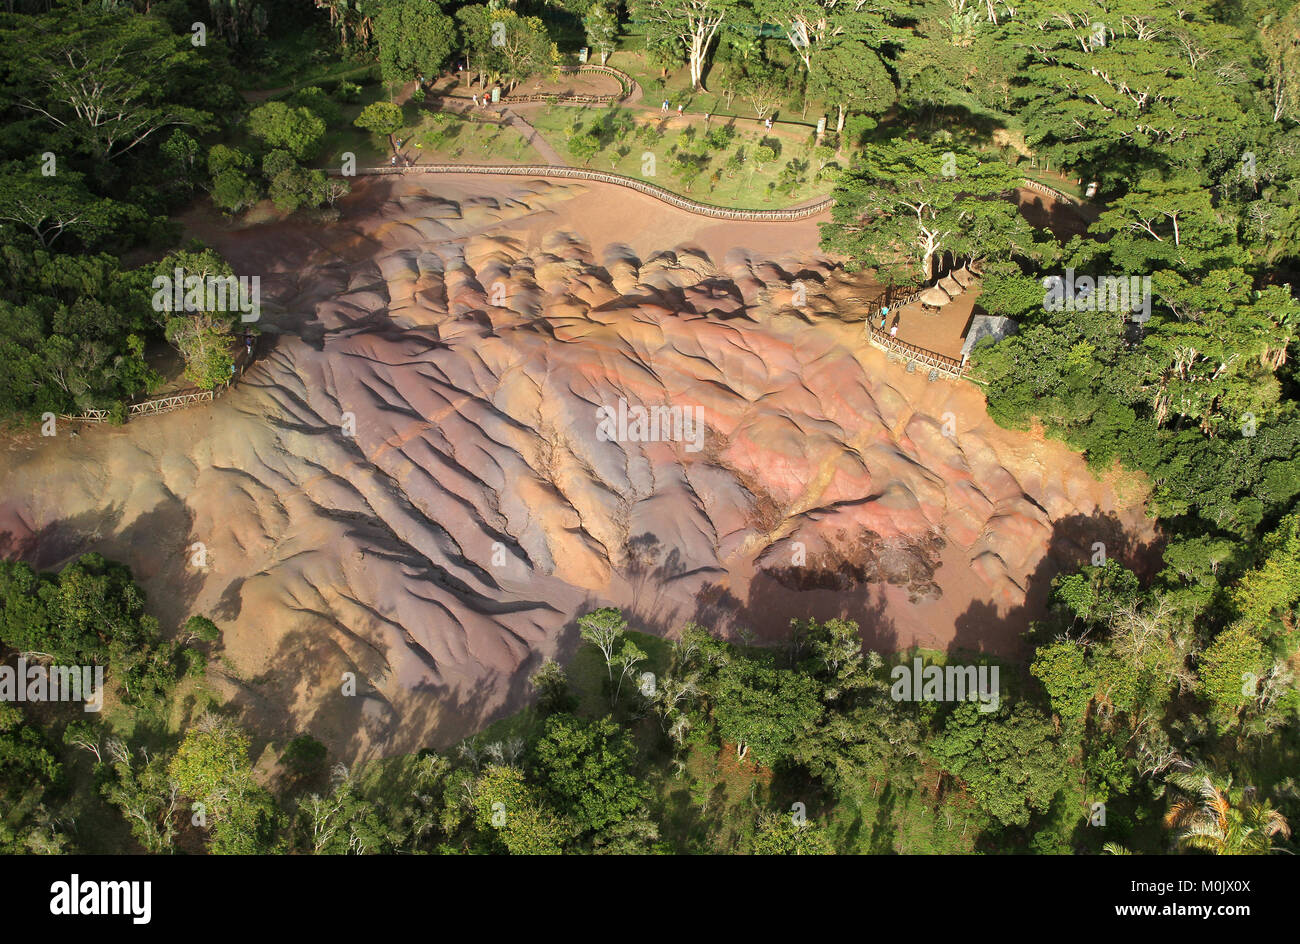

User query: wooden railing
[60,349,253,424]
[862,287,926,315]
[864,322,966,379]
[503,64,639,106]
[1020,177,1079,205]
[61,389,216,424]
[128,389,216,416]
[859,284,967,380]
[352,163,834,220]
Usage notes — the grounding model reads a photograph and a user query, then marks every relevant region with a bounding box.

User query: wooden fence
[61,389,217,424]
[502,64,639,106]
[1020,177,1079,205]
[859,285,967,380]
[353,163,834,221]
[864,322,966,380]
[60,349,252,424]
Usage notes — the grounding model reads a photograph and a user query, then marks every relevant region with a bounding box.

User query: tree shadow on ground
[948,508,1164,661]
[0,498,206,636]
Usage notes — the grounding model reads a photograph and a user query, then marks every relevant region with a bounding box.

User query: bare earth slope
[0,176,1156,760]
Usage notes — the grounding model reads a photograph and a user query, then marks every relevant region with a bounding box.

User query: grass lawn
[308,95,540,170]
[405,110,541,164]
[528,104,836,209]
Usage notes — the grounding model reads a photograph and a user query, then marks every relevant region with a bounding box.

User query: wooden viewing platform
[861,285,968,381]
[864,322,966,380]
[60,346,254,424]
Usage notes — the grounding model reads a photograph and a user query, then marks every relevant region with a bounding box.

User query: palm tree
[1164,767,1292,854]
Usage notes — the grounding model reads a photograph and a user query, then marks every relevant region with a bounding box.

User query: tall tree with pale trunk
[633,0,739,90]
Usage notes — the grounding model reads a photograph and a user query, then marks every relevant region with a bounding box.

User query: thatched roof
[951,266,974,288]
[920,287,951,308]
[938,276,962,297]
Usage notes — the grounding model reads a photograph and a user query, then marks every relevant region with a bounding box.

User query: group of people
[879,306,900,339]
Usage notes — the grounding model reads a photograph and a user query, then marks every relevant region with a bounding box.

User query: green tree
[531,714,650,839]
[9,11,211,161]
[472,764,571,854]
[931,702,1068,829]
[182,615,222,644]
[374,0,457,84]
[208,145,260,214]
[1258,3,1300,122]
[633,0,739,90]
[1030,640,1097,728]
[354,100,405,155]
[583,1,620,65]
[0,164,120,249]
[169,713,278,854]
[529,658,575,714]
[808,39,895,134]
[248,101,326,161]
[710,657,822,766]
[102,738,179,854]
[1164,767,1292,854]
[1232,512,1300,633]
[161,129,200,176]
[578,607,627,682]
[1198,625,1268,721]
[568,130,602,165]
[749,810,834,854]
[0,704,65,854]
[150,248,240,389]
[0,553,179,710]
[822,139,1037,281]
[281,735,328,788]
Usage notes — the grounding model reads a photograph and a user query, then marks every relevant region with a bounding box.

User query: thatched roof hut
[920,287,951,309]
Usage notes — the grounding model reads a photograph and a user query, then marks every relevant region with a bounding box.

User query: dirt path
[498,107,564,165]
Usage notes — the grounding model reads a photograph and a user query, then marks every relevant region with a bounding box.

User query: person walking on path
[677,103,684,116]
[662,99,670,113]
[880,306,889,330]
[889,322,898,340]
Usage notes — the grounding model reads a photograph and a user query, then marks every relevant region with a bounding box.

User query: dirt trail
[498,108,564,164]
